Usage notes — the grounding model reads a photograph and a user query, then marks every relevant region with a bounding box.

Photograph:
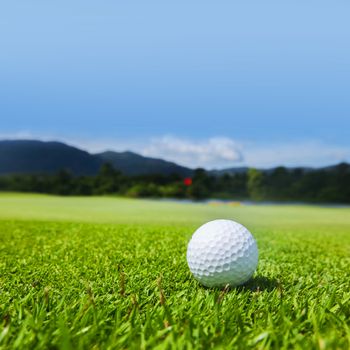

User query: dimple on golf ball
[187,219,258,287]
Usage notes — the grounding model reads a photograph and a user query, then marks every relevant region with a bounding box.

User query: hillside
[96,151,193,176]
[0,140,102,176]
[209,167,249,176]
[0,140,193,176]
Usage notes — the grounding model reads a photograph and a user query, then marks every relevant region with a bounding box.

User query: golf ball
[187,219,258,287]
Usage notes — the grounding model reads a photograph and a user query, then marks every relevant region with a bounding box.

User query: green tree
[94,163,122,194]
[247,168,265,201]
[51,170,73,195]
[187,169,210,199]
[126,183,161,198]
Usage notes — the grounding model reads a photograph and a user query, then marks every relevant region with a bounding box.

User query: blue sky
[1,1,350,168]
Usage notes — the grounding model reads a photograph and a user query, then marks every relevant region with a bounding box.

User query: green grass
[0,193,349,349]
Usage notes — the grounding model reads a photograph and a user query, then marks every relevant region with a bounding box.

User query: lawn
[0,193,349,349]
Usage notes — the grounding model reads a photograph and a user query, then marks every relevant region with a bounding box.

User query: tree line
[0,162,349,203]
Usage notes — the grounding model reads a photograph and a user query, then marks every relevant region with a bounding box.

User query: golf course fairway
[0,193,349,349]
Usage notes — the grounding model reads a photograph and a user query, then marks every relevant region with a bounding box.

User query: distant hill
[210,166,322,176]
[96,151,193,176]
[0,140,193,176]
[0,140,102,176]
[209,167,249,176]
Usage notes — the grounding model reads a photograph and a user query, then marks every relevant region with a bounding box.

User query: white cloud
[141,136,243,168]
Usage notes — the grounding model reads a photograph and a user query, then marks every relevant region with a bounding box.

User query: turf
[0,194,349,349]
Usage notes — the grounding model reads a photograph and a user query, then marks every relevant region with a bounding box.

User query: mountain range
[0,140,194,176]
[0,140,346,177]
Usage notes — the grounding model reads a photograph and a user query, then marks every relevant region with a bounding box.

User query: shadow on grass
[238,275,279,292]
[193,275,280,293]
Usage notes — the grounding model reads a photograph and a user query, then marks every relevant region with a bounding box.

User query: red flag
[183,177,192,186]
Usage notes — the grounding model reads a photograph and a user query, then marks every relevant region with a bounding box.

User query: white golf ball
[187,219,258,287]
